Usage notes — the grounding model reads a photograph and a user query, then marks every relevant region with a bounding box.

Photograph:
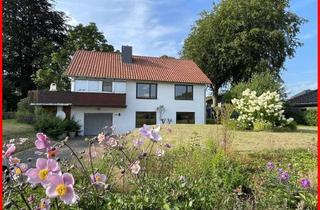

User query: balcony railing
[28,90,126,108]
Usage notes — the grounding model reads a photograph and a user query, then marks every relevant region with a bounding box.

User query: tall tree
[3,0,67,110]
[33,23,115,90]
[181,0,304,107]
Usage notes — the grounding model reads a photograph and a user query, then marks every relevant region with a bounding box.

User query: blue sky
[55,0,317,97]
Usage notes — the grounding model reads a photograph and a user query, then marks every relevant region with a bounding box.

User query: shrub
[253,119,273,131]
[228,119,249,130]
[34,112,66,138]
[64,117,81,132]
[16,111,35,124]
[232,89,294,130]
[16,97,36,124]
[206,118,215,124]
[304,109,317,126]
[284,107,305,124]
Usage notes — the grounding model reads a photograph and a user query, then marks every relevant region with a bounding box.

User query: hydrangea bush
[231,89,295,130]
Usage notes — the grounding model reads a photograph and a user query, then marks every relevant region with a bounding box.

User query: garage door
[84,113,113,136]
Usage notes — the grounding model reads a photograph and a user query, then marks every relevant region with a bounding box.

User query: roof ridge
[75,50,193,62]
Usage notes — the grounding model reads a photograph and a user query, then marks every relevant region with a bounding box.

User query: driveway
[13,137,89,166]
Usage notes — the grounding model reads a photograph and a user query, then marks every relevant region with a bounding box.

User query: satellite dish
[56,110,66,120]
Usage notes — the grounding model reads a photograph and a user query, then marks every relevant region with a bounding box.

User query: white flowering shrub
[231,89,294,129]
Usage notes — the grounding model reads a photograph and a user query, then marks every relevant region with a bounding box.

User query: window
[176,112,195,124]
[136,112,156,128]
[88,80,99,92]
[136,83,157,99]
[75,80,87,92]
[102,81,113,92]
[175,85,193,100]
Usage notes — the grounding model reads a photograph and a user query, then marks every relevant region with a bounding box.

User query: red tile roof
[66,50,211,84]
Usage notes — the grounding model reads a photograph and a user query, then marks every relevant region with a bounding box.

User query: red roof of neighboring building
[66,50,211,84]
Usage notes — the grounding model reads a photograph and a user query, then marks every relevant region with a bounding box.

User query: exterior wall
[71,81,206,135]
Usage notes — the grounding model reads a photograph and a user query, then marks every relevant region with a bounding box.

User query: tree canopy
[32,23,115,90]
[3,0,67,110]
[224,71,286,102]
[181,0,305,107]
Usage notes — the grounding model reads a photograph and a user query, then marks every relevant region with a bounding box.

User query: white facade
[70,79,206,135]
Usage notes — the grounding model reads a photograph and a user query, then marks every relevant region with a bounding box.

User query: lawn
[127,124,317,153]
[3,119,36,152]
[3,120,317,153]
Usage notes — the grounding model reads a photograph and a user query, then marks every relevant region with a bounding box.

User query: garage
[84,113,113,136]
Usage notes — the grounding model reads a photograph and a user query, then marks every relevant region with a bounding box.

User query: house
[287,89,317,111]
[29,46,211,135]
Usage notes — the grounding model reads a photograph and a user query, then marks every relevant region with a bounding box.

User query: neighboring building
[287,89,317,110]
[29,46,211,135]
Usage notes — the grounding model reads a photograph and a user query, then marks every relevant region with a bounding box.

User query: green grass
[128,124,317,152]
[3,119,36,152]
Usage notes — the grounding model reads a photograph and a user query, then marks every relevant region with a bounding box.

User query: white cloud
[55,0,193,57]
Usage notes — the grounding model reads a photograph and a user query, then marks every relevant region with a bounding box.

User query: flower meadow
[3,124,317,209]
[231,89,296,131]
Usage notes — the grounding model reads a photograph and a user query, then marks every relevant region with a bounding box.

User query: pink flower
[139,125,162,142]
[155,148,165,157]
[97,133,106,144]
[301,178,311,188]
[106,137,118,147]
[46,173,76,204]
[90,172,107,187]
[139,125,152,137]
[130,161,141,175]
[13,163,28,175]
[25,158,60,186]
[9,156,21,165]
[27,195,36,204]
[38,198,50,210]
[150,127,162,142]
[35,133,51,150]
[4,144,16,158]
[133,139,144,148]
[46,147,60,159]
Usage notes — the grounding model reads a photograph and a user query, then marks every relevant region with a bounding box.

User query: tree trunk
[211,84,219,108]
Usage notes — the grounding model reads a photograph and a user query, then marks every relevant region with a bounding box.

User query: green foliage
[16,97,36,124]
[34,111,66,138]
[16,111,35,125]
[64,117,81,132]
[228,119,249,130]
[181,0,304,106]
[225,72,286,102]
[206,118,215,124]
[3,0,67,110]
[253,119,273,131]
[304,110,317,126]
[284,107,305,124]
[33,23,115,90]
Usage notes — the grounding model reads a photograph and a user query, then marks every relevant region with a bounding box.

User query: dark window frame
[102,80,113,92]
[174,84,193,100]
[176,112,195,124]
[135,112,157,128]
[136,83,158,99]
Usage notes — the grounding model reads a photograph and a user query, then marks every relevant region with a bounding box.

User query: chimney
[49,83,57,91]
[121,45,132,63]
